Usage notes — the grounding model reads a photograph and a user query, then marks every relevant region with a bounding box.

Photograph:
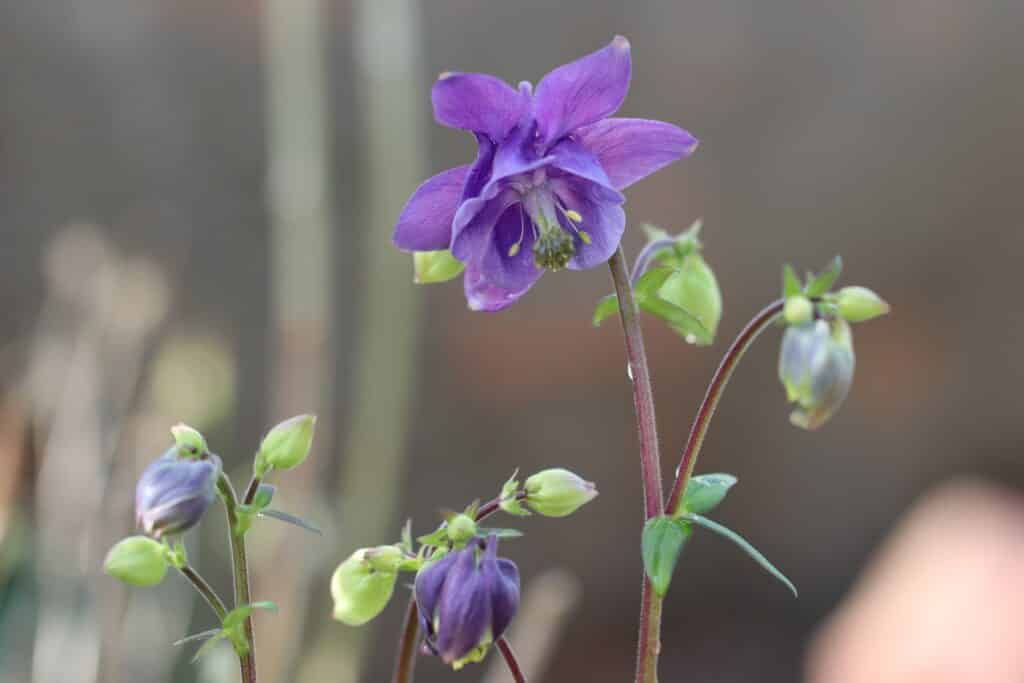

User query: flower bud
[331,546,400,626]
[103,536,170,586]
[170,423,208,457]
[255,414,316,475]
[836,286,890,323]
[415,535,520,669]
[658,251,722,344]
[251,483,276,509]
[783,295,813,325]
[414,250,465,284]
[523,468,598,517]
[778,319,855,430]
[446,514,477,544]
[135,447,222,538]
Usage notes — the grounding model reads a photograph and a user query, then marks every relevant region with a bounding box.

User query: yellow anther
[508,243,521,257]
[565,209,583,223]
[578,230,592,245]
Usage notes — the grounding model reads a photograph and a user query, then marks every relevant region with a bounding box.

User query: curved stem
[608,247,665,683]
[474,491,527,522]
[630,238,676,287]
[496,637,527,683]
[178,565,229,622]
[217,474,257,683]
[392,598,420,683]
[665,299,784,515]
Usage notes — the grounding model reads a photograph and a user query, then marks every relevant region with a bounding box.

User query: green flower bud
[103,536,170,586]
[783,295,813,325]
[523,468,598,517]
[658,252,722,344]
[836,286,890,323]
[255,414,316,475]
[330,547,399,626]
[170,423,208,457]
[446,514,477,544]
[414,250,465,284]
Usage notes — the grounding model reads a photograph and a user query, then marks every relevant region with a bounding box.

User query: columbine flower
[393,36,698,311]
[778,318,855,430]
[135,447,221,538]
[414,535,520,669]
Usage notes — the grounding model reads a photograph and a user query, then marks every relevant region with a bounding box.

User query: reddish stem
[496,637,527,683]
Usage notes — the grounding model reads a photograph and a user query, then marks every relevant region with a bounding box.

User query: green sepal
[593,266,711,344]
[782,264,802,298]
[678,473,738,515]
[500,470,530,517]
[416,526,448,548]
[400,519,414,555]
[682,513,797,597]
[641,515,693,597]
[804,255,843,298]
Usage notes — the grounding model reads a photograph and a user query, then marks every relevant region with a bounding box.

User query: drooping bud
[835,286,890,323]
[135,447,222,538]
[657,251,722,344]
[778,319,855,430]
[254,414,316,476]
[783,295,813,325]
[414,535,520,669]
[523,468,598,517]
[103,536,170,586]
[414,250,465,284]
[331,546,401,626]
[446,514,477,545]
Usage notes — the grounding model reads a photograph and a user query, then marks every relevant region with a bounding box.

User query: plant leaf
[173,629,222,647]
[475,527,524,539]
[632,266,677,299]
[679,473,738,515]
[416,526,448,548]
[592,294,619,326]
[782,264,802,298]
[190,632,227,663]
[804,256,843,298]
[641,516,693,597]
[640,296,712,345]
[259,508,322,535]
[684,513,797,597]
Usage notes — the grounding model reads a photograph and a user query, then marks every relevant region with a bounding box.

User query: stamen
[508,206,527,257]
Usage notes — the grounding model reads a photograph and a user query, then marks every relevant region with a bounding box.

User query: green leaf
[416,526,448,548]
[400,519,414,554]
[633,266,677,299]
[190,632,227,662]
[223,601,278,630]
[641,516,693,597]
[640,296,712,345]
[475,527,524,540]
[804,256,843,298]
[173,629,221,647]
[259,508,322,535]
[782,264,802,298]
[684,513,797,597]
[679,473,738,515]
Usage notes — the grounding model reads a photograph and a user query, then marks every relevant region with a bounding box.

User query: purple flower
[393,36,698,311]
[135,447,222,539]
[414,535,520,669]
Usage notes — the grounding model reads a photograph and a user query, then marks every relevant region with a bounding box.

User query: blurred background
[1,0,1023,682]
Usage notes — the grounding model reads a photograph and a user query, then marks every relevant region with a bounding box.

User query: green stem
[608,247,665,683]
[178,565,229,622]
[218,474,257,683]
[665,299,784,515]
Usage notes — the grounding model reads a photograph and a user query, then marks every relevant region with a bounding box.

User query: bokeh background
[2,1,1023,682]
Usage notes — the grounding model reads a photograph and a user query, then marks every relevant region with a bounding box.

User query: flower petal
[436,546,491,664]
[415,551,459,636]
[575,117,698,190]
[451,188,519,263]
[464,205,544,312]
[432,72,529,140]
[533,36,632,146]
[480,537,519,641]
[393,165,470,251]
[550,177,626,270]
[548,137,615,189]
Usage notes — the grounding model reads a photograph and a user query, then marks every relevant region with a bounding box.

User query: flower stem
[665,299,784,515]
[496,637,527,683]
[178,565,229,622]
[217,474,257,683]
[391,598,420,683]
[608,246,665,683]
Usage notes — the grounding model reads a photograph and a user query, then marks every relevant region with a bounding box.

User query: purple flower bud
[414,535,520,669]
[135,447,222,539]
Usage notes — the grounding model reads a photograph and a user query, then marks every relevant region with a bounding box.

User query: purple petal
[415,551,459,635]
[463,205,544,312]
[480,537,520,641]
[432,72,529,140]
[462,134,496,201]
[548,137,615,189]
[393,165,470,251]
[575,117,698,190]
[550,177,626,270]
[533,36,632,146]
[436,547,491,664]
[451,189,520,263]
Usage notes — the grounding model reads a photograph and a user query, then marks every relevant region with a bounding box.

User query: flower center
[510,184,592,272]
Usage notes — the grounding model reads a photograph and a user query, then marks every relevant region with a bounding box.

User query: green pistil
[533,227,575,271]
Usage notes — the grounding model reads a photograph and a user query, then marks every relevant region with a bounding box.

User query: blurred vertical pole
[296,0,425,681]
[258,0,335,679]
